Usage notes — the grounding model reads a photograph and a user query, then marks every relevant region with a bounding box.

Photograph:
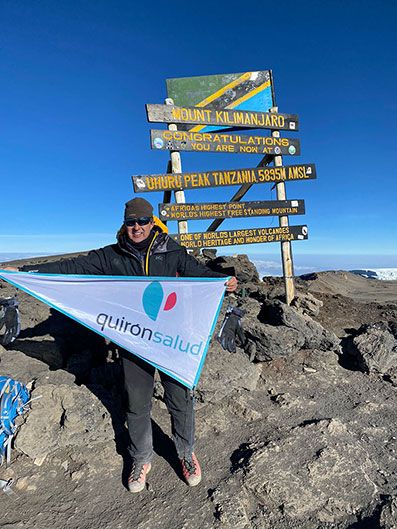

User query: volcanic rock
[206,254,260,284]
[15,378,114,463]
[241,297,340,361]
[351,322,397,381]
[211,419,377,527]
[380,496,397,529]
[291,292,323,317]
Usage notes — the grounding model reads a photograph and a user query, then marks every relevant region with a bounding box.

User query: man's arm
[177,250,237,292]
[3,249,108,275]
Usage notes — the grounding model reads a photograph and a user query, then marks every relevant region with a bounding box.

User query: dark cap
[124,198,153,220]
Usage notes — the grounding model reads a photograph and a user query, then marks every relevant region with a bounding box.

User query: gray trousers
[121,352,195,464]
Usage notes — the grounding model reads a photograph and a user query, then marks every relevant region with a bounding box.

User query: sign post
[165,98,187,235]
[133,71,315,305]
[271,106,295,304]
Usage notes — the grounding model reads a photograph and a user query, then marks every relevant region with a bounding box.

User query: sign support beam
[165,98,188,235]
[271,106,295,304]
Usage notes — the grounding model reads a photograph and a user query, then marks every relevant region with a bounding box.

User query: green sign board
[166,71,275,132]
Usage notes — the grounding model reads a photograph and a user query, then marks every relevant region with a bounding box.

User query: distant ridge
[350,268,397,281]
[0,251,88,267]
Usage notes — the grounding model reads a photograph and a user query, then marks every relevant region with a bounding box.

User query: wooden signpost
[150,129,300,156]
[146,104,298,131]
[132,70,316,305]
[133,163,316,192]
[159,200,305,221]
[172,225,308,249]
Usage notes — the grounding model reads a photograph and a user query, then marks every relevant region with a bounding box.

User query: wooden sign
[166,70,274,132]
[159,200,305,221]
[132,164,316,193]
[172,225,308,249]
[146,104,298,132]
[150,129,300,156]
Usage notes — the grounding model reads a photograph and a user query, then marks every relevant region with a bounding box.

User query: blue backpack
[0,376,30,465]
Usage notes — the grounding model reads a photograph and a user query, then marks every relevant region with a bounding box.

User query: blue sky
[1,0,396,261]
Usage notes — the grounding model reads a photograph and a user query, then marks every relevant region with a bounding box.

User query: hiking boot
[128,462,151,493]
[180,453,201,486]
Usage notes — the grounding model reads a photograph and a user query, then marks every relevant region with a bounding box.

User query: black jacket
[22,227,226,279]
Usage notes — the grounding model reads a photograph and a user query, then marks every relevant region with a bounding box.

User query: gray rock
[291,292,323,317]
[206,254,259,284]
[380,496,397,529]
[353,324,397,379]
[15,382,114,462]
[0,347,49,384]
[242,298,340,361]
[211,419,377,526]
[264,299,339,349]
[195,340,261,407]
[245,319,305,361]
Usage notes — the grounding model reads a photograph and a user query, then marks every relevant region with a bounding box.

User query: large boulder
[195,339,261,408]
[206,254,260,284]
[245,319,305,361]
[351,322,397,381]
[1,345,113,464]
[15,381,114,463]
[241,298,340,362]
[291,292,323,317]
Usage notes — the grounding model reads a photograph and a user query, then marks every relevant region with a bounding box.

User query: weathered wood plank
[150,129,300,156]
[132,164,315,192]
[159,199,305,221]
[171,225,308,249]
[146,104,299,131]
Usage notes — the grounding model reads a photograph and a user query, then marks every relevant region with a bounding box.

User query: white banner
[0,271,227,388]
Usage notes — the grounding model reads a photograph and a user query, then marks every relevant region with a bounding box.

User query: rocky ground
[1,254,397,529]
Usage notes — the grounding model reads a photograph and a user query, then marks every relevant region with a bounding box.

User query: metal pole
[270,106,295,304]
[165,98,188,234]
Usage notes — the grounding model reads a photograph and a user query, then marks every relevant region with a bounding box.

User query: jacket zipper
[144,232,159,275]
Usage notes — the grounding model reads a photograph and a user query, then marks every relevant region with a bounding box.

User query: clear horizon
[2,251,397,278]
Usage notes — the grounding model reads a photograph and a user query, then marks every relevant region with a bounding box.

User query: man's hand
[225,276,237,292]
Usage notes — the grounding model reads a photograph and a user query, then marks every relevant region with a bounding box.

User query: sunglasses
[124,217,152,227]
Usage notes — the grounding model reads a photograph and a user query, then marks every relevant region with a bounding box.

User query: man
[5,198,237,492]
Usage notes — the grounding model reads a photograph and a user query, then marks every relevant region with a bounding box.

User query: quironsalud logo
[142,281,177,321]
[95,280,203,356]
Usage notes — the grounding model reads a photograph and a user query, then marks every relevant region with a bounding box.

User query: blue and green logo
[142,281,177,321]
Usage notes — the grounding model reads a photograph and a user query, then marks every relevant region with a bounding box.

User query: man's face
[126,218,155,244]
